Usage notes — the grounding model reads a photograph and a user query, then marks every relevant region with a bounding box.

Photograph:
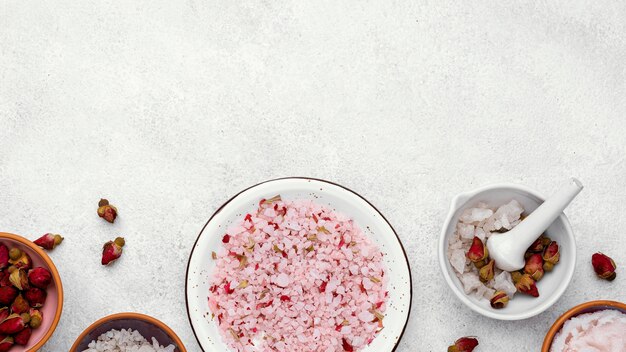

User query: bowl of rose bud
[438,183,576,320]
[0,232,63,351]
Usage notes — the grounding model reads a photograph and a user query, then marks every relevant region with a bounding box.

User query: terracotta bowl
[542,300,626,351]
[0,232,63,351]
[70,312,187,352]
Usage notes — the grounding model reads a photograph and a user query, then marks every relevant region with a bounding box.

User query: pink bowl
[0,232,63,352]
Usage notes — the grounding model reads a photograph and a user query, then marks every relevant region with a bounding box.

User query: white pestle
[487,178,583,271]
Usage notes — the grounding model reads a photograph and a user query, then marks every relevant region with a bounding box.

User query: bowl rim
[437,183,577,320]
[69,312,187,352]
[0,232,64,352]
[541,300,626,351]
[185,176,413,352]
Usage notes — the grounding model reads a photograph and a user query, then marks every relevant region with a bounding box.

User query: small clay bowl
[0,232,63,351]
[70,312,187,352]
[542,300,626,351]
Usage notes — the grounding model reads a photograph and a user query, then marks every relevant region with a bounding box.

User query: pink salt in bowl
[69,312,186,352]
[186,177,412,352]
[542,300,626,352]
[0,232,63,352]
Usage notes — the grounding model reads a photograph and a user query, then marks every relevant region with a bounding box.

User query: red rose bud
[0,273,10,288]
[8,251,31,270]
[524,254,545,281]
[10,295,29,315]
[0,308,9,322]
[515,274,539,297]
[592,252,617,281]
[33,233,64,251]
[448,336,479,352]
[24,288,46,308]
[29,309,42,329]
[0,287,18,306]
[97,199,118,223]
[28,267,52,289]
[0,314,26,334]
[9,269,29,291]
[490,290,509,309]
[0,245,8,270]
[466,237,488,262]
[0,335,13,352]
[102,237,125,265]
[542,241,560,271]
[14,326,31,345]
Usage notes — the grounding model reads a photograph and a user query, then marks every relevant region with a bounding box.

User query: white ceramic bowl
[438,183,576,320]
[186,177,412,351]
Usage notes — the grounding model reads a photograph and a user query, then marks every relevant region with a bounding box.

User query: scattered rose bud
[29,309,42,329]
[14,326,31,345]
[0,287,18,306]
[24,288,46,308]
[97,198,118,223]
[102,237,125,265]
[448,336,479,352]
[479,259,495,283]
[28,267,52,289]
[515,273,539,297]
[592,252,617,281]
[466,237,488,263]
[490,290,509,309]
[8,251,31,270]
[0,335,13,352]
[33,234,64,251]
[10,295,29,314]
[524,254,545,281]
[0,314,27,334]
[0,245,8,270]
[542,241,560,272]
[9,270,29,291]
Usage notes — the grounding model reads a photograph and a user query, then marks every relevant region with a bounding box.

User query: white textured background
[1,1,625,351]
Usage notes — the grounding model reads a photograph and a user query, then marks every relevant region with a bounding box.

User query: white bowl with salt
[438,183,576,320]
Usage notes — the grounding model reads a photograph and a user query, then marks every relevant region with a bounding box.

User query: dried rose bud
[0,314,27,334]
[33,233,64,251]
[28,267,52,289]
[14,326,31,345]
[448,336,479,352]
[490,290,509,309]
[466,236,488,263]
[24,288,46,308]
[479,259,495,283]
[0,272,10,287]
[515,273,539,297]
[592,252,617,281]
[29,309,42,329]
[542,241,560,271]
[102,237,125,265]
[0,308,8,322]
[0,287,18,306]
[524,254,545,281]
[97,198,118,223]
[8,248,22,262]
[528,235,549,253]
[8,251,31,270]
[0,335,13,352]
[0,245,8,270]
[10,295,29,315]
[511,271,523,284]
[9,269,29,291]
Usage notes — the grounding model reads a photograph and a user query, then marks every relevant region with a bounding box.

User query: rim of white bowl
[438,182,577,320]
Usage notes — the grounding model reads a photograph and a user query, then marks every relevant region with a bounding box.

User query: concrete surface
[1,1,625,351]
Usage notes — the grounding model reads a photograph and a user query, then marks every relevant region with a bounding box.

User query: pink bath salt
[550,309,626,352]
[208,196,388,352]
